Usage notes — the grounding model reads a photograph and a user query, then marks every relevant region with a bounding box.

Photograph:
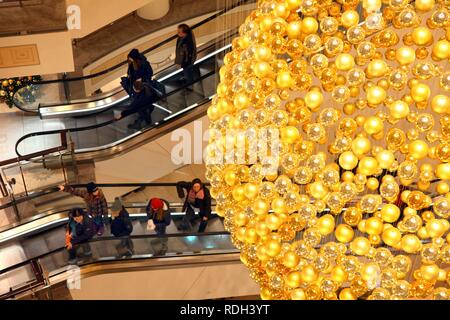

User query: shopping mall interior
[0,0,449,301]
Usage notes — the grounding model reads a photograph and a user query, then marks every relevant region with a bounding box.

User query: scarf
[188,188,204,204]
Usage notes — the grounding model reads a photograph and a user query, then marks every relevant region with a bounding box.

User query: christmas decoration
[0,75,42,108]
[205,0,450,300]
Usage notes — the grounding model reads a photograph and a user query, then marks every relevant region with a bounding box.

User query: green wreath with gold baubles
[0,75,42,108]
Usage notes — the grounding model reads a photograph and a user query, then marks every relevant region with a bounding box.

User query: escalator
[13,0,255,117]
[14,33,231,158]
[0,2,257,200]
[0,182,234,300]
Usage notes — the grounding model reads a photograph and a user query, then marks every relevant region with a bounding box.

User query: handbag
[121,76,131,95]
[147,219,156,231]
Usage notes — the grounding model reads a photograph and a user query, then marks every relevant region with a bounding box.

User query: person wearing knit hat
[146,198,172,256]
[58,182,109,236]
[110,197,134,257]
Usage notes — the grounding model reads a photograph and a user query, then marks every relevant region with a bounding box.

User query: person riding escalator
[121,48,153,97]
[65,208,96,265]
[115,80,156,130]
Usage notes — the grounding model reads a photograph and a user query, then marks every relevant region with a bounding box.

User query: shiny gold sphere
[365,217,384,235]
[436,163,450,180]
[415,0,435,11]
[412,27,433,46]
[431,95,450,114]
[335,224,355,243]
[366,60,388,78]
[408,140,429,160]
[352,136,371,157]
[401,234,422,253]
[302,17,319,34]
[350,237,371,256]
[389,100,410,119]
[396,47,416,65]
[410,83,431,103]
[339,151,359,170]
[381,204,401,223]
[382,227,402,246]
[366,86,387,105]
[363,116,384,134]
[305,90,324,109]
[432,40,450,59]
[339,288,356,300]
[341,10,359,28]
[335,53,355,71]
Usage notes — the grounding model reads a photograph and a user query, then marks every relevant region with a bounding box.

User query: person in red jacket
[146,198,172,255]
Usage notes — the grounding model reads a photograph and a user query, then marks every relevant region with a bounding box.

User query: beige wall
[0,32,74,79]
[66,0,154,39]
[70,261,260,300]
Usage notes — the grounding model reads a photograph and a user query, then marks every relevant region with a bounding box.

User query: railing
[0,230,233,300]
[0,182,211,234]
[0,131,69,197]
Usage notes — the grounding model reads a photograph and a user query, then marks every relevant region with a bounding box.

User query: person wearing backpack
[66,207,96,265]
[146,198,172,255]
[110,197,134,258]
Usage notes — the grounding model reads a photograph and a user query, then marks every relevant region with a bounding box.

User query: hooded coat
[127,54,153,85]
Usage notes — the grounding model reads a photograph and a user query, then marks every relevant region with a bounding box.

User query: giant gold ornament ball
[205,0,450,300]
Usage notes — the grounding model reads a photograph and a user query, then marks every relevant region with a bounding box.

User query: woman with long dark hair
[177,178,212,232]
[121,48,154,96]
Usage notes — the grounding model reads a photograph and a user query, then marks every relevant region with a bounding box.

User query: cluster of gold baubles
[205,0,450,300]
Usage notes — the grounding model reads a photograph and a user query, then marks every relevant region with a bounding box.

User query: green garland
[0,75,42,108]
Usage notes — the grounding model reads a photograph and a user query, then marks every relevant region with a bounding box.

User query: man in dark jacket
[121,48,154,97]
[66,208,96,265]
[110,197,134,257]
[115,80,156,130]
[177,178,212,232]
[175,23,204,99]
[59,182,109,236]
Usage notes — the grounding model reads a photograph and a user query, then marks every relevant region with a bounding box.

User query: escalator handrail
[14,60,221,157]
[36,30,237,110]
[0,182,211,211]
[21,0,251,86]
[0,230,231,275]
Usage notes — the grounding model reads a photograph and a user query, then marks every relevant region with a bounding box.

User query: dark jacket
[177,181,212,219]
[70,214,96,245]
[146,199,172,235]
[120,82,156,118]
[127,54,153,85]
[111,208,133,237]
[63,186,108,218]
[175,33,197,68]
